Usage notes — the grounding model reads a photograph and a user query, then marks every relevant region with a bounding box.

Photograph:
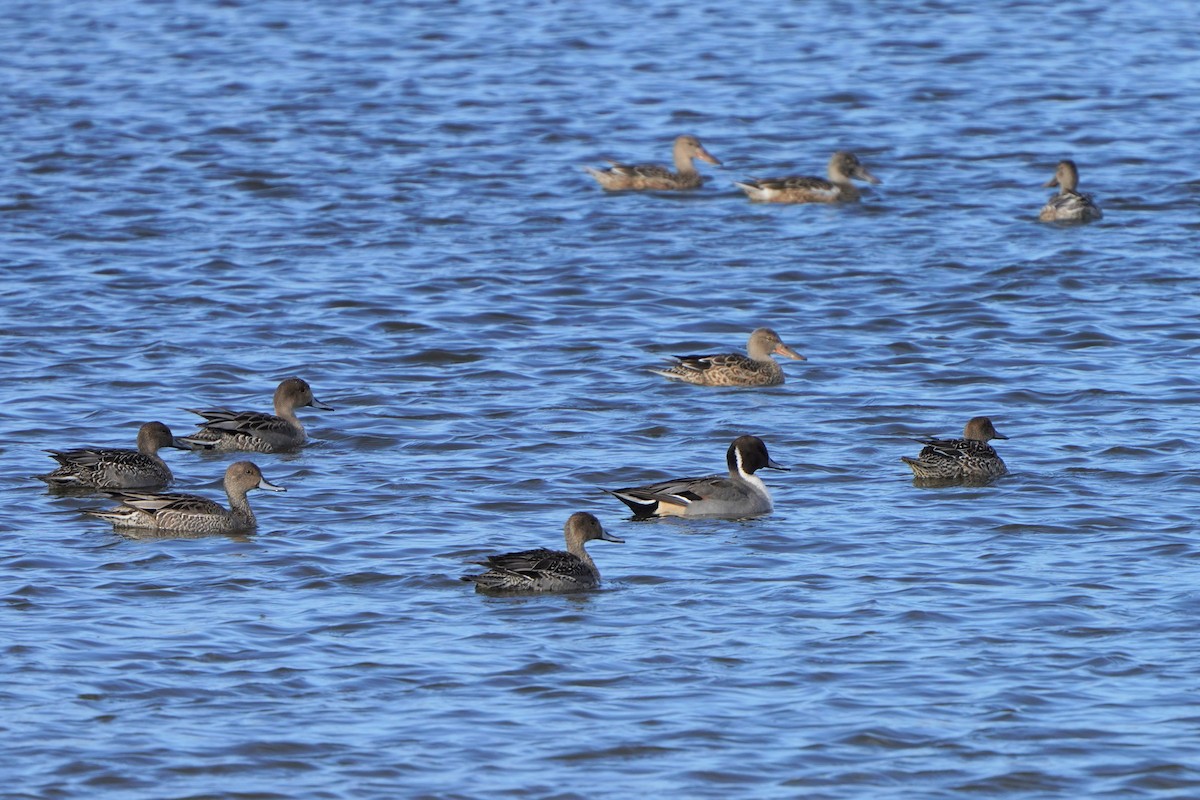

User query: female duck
[461,512,624,595]
[38,421,192,490]
[181,377,333,453]
[586,135,722,191]
[84,461,285,534]
[653,328,806,387]
[901,417,1009,483]
[607,435,787,519]
[1039,159,1102,222]
[735,151,880,203]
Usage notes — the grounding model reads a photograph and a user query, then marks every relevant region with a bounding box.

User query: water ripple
[2,0,1200,797]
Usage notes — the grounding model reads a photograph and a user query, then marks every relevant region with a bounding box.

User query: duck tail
[605,488,658,517]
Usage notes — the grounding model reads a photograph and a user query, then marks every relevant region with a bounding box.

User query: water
[2,0,1200,797]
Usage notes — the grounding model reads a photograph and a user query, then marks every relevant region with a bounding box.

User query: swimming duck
[607,435,787,519]
[1039,159,1102,222]
[585,135,722,191]
[83,461,285,534]
[901,417,1009,483]
[735,151,881,203]
[38,421,194,490]
[652,327,806,387]
[461,512,624,595]
[180,377,333,453]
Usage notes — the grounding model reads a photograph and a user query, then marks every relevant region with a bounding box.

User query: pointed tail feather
[606,488,658,517]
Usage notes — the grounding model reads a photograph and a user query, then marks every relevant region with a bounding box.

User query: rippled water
[3,0,1200,797]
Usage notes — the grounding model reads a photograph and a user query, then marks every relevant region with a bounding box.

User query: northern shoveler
[735,151,880,203]
[653,328,805,387]
[586,135,721,191]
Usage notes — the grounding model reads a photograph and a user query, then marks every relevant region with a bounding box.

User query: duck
[180,377,333,453]
[735,151,881,203]
[607,435,787,519]
[652,327,806,387]
[461,512,624,595]
[585,135,722,191]
[901,417,1009,483]
[1039,159,1102,222]
[38,421,195,490]
[83,461,285,534]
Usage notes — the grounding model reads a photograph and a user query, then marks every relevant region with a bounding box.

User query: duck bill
[600,529,625,543]
[698,149,722,167]
[765,457,790,471]
[1043,176,1060,188]
[775,343,807,361]
[855,166,882,185]
[311,398,335,411]
[258,478,287,492]
[991,431,1009,440]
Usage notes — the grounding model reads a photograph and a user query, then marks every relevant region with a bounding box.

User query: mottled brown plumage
[652,328,805,387]
[586,135,721,191]
[462,512,624,595]
[1039,159,1102,222]
[84,461,286,534]
[38,422,191,490]
[736,151,881,203]
[901,417,1009,483]
[180,377,333,453]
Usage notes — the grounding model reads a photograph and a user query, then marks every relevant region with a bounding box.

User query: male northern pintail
[38,421,194,490]
[901,417,1009,483]
[1039,159,1102,222]
[461,512,624,595]
[735,151,881,203]
[180,377,333,453]
[653,328,806,387]
[84,461,285,534]
[607,435,787,518]
[586,135,722,191]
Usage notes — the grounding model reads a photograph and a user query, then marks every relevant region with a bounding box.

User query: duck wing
[104,490,225,517]
[670,352,750,373]
[190,408,287,434]
[606,162,673,180]
[608,473,726,515]
[912,437,998,461]
[478,548,582,577]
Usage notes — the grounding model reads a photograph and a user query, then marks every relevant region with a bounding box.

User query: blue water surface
[2,0,1200,797]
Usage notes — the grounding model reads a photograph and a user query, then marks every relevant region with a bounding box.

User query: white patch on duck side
[734,182,770,201]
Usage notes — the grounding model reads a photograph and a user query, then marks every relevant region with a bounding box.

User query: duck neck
[568,540,601,579]
[747,342,774,362]
[226,487,257,526]
[727,448,770,501]
[741,471,771,500]
[673,149,696,176]
[276,407,303,428]
[827,162,861,197]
